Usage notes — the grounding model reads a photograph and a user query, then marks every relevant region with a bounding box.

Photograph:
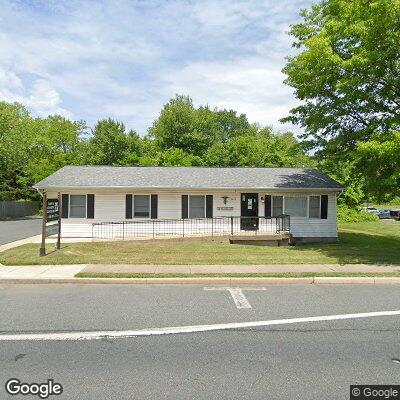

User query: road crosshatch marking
[204,287,267,309]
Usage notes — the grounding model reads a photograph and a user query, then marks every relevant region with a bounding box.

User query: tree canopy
[282,0,400,203]
[282,0,400,155]
[0,97,313,201]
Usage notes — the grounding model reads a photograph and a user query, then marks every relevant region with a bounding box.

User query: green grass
[0,221,399,266]
[76,272,400,279]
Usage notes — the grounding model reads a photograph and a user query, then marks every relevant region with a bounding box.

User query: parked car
[361,206,379,214]
[377,209,392,219]
[390,210,400,221]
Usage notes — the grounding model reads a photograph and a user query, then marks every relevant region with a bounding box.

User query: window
[189,195,205,218]
[272,196,283,216]
[134,195,150,217]
[69,195,86,218]
[309,195,321,218]
[284,196,307,217]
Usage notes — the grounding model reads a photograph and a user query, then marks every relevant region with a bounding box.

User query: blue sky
[0,0,312,135]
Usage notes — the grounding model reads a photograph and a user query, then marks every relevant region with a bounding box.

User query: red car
[390,210,400,221]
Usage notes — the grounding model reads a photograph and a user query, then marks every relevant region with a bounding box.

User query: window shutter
[206,195,213,218]
[61,194,69,218]
[181,195,188,219]
[86,194,95,219]
[151,194,158,219]
[125,194,132,219]
[265,195,272,217]
[321,195,328,219]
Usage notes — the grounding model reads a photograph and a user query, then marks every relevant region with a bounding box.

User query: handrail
[92,215,290,240]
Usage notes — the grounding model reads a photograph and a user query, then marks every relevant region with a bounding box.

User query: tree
[204,129,314,167]
[282,0,400,156]
[25,116,86,185]
[86,119,131,165]
[0,102,33,199]
[149,96,198,153]
[354,132,400,202]
[212,109,256,142]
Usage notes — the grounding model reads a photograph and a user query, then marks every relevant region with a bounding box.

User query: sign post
[39,193,47,257]
[39,193,61,256]
[57,192,61,250]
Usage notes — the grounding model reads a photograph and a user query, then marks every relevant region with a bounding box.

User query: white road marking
[1,310,399,341]
[204,287,267,309]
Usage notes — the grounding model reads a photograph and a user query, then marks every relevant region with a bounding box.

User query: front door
[240,193,259,230]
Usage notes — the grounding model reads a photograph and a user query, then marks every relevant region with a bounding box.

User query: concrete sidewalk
[0,235,92,253]
[0,264,87,279]
[0,263,400,282]
[81,263,400,274]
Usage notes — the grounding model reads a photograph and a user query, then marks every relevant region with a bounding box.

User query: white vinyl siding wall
[47,190,337,239]
[158,194,181,219]
[278,193,337,238]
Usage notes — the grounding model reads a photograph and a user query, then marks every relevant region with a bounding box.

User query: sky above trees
[0,0,312,135]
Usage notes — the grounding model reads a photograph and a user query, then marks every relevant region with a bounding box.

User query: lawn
[0,221,399,266]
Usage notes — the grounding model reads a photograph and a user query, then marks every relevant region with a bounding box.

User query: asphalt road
[1,284,400,399]
[0,218,41,245]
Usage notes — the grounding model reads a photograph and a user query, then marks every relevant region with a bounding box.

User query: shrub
[338,205,379,223]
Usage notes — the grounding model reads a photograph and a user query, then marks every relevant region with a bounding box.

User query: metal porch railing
[92,215,290,240]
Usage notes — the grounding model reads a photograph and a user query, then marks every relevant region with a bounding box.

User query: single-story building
[33,166,343,242]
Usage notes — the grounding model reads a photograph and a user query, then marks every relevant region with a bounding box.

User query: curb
[1,277,400,285]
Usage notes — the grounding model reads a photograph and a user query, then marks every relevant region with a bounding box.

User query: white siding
[50,190,338,239]
[95,194,125,221]
[61,223,93,238]
[289,194,337,238]
[158,194,181,219]
[213,192,240,217]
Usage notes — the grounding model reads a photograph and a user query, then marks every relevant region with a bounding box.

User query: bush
[338,205,379,223]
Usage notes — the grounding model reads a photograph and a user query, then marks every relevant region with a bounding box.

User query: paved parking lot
[0,217,41,245]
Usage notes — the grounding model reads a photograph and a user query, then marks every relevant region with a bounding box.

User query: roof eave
[34,185,343,192]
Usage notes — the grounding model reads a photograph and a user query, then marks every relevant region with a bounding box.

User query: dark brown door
[240,193,259,230]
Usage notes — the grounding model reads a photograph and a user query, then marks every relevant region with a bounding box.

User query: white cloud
[0,68,71,118]
[160,58,300,133]
[0,0,312,134]
[26,79,72,118]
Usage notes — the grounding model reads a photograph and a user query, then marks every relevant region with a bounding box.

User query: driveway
[0,217,41,245]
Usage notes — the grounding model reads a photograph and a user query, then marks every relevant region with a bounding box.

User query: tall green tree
[0,102,33,199]
[282,0,400,155]
[25,116,86,185]
[149,95,216,156]
[86,118,134,165]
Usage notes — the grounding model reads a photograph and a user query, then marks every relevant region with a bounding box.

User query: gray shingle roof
[33,166,342,190]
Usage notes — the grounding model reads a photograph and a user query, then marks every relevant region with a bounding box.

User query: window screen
[134,195,150,217]
[189,195,205,218]
[309,196,321,218]
[69,195,86,218]
[272,196,283,216]
[284,196,307,217]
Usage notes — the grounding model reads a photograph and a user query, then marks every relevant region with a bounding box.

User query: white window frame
[69,194,87,219]
[133,194,151,219]
[189,195,206,219]
[308,195,321,219]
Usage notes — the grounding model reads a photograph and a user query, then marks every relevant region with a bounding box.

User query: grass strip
[75,272,400,279]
